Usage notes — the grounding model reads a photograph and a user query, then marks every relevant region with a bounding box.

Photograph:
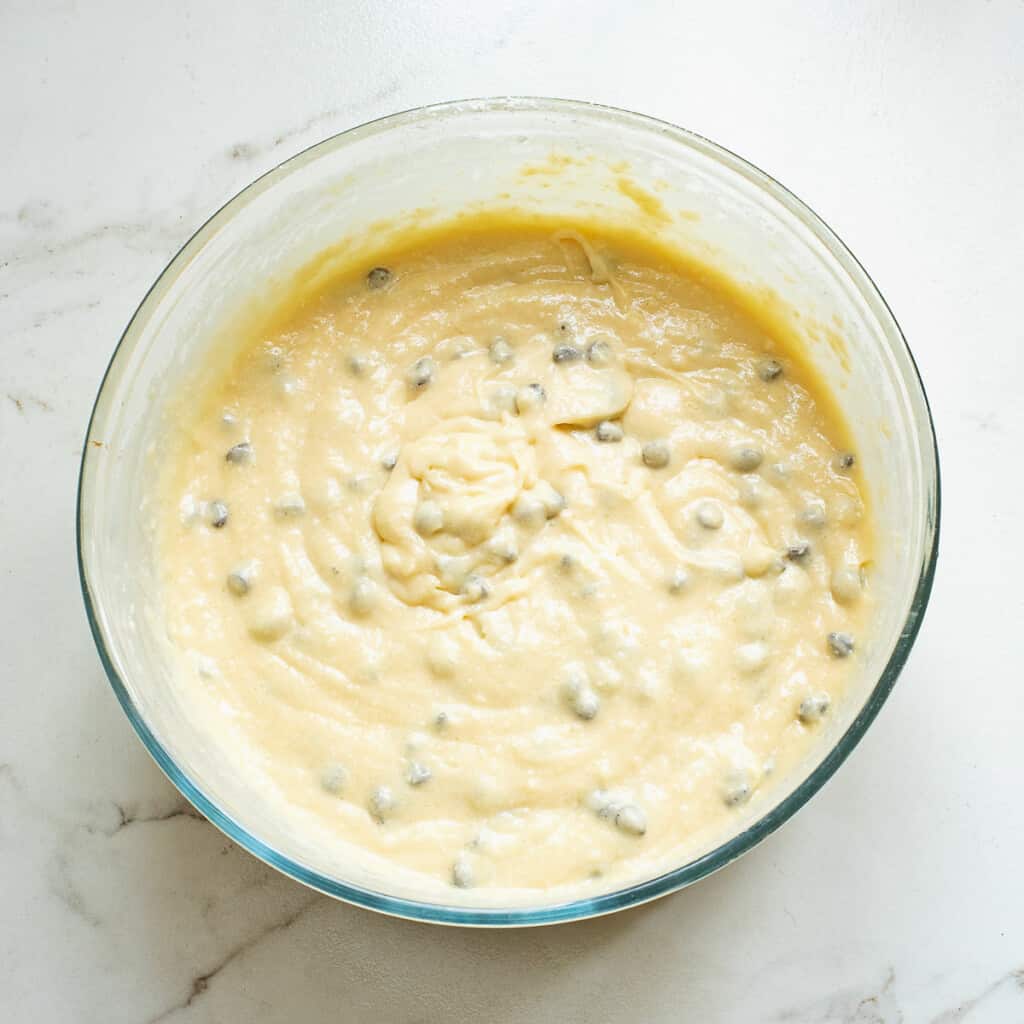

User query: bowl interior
[78,98,938,924]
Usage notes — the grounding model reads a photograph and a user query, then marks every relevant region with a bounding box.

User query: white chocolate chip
[350,577,377,617]
[831,567,863,604]
[736,641,769,674]
[696,500,724,530]
[414,500,444,536]
[245,586,293,642]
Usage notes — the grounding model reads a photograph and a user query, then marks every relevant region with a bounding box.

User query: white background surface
[2,2,1022,1021]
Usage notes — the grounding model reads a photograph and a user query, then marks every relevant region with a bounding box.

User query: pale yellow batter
[159,220,871,894]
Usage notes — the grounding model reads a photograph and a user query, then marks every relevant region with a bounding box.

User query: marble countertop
[3,1,1022,1020]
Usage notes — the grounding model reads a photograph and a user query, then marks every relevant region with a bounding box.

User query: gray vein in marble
[227,107,342,165]
[770,966,902,1023]
[145,895,320,1023]
[5,71,405,255]
[6,391,54,414]
[0,761,24,807]
[2,79,415,352]
[963,410,1003,435]
[74,796,206,838]
[50,842,103,929]
[44,797,209,928]
[931,966,1024,1023]
[2,765,107,930]
[24,297,103,330]
[221,75,403,168]
[1,755,202,836]
[110,800,205,833]
[0,88,415,341]
[0,216,187,270]
[1,758,213,931]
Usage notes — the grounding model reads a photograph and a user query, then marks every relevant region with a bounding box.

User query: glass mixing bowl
[77,98,939,926]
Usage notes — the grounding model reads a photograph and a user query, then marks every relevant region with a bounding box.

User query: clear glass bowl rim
[76,96,941,927]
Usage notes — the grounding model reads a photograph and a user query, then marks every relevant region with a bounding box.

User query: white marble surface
[2,1,1022,1020]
